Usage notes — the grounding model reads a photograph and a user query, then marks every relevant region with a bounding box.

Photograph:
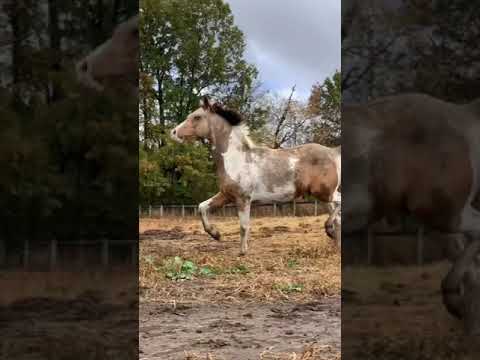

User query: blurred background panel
[0,1,138,359]
[342,0,480,358]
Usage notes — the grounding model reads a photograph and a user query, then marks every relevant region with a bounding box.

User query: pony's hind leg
[325,204,341,248]
[199,192,229,240]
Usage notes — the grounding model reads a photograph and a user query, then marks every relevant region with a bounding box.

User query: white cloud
[227,0,340,100]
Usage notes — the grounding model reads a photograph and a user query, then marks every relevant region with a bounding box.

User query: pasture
[139,215,340,360]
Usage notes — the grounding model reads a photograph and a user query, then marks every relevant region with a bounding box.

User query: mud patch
[141,227,186,241]
[2,295,137,359]
[139,297,340,360]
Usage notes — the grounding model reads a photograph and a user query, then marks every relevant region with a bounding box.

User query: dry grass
[183,343,340,360]
[139,216,340,304]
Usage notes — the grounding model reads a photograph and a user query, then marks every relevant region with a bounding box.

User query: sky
[226,0,341,101]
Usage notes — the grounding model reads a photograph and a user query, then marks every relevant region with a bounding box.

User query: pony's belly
[251,183,296,202]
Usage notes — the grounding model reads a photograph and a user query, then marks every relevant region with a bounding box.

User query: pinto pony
[171,97,341,255]
[343,93,480,335]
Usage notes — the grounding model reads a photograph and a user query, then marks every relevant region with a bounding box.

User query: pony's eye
[193,116,201,121]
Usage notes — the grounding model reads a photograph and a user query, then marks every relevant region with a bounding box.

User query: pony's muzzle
[76,58,104,91]
[170,128,183,143]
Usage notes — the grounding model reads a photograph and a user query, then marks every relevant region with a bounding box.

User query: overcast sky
[226,0,341,100]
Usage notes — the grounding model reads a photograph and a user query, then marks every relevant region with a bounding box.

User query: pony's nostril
[172,129,176,135]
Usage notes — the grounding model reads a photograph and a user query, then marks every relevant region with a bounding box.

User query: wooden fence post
[50,239,57,270]
[417,226,425,266]
[194,206,197,217]
[273,203,277,217]
[102,239,109,267]
[314,200,318,216]
[293,200,296,217]
[23,239,30,269]
[148,205,152,217]
[160,205,164,217]
[182,205,185,218]
[0,239,5,266]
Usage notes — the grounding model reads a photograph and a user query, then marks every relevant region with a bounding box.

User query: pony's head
[76,15,139,91]
[170,96,243,143]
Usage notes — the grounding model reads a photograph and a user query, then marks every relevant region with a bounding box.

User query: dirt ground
[342,264,480,359]
[1,271,138,359]
[139,216,340,360]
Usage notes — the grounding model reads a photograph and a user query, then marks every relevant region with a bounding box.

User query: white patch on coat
[222,127,298,202]
[450,115,480,233]
[199,198,213,227]
[334,151,341,191]
[459,204,480,232]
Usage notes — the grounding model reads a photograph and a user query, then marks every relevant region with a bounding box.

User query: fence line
[362,224,430,266]
[139,200,330,218]
[0,238,137,270]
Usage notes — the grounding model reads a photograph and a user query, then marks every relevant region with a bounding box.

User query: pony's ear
[201,95,211,110]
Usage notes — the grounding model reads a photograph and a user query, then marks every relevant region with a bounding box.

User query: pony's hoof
[211,232,222,241]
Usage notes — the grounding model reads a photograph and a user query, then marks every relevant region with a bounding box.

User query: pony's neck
[209,123,254,177]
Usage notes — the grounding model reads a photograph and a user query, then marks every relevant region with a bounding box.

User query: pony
[171,97,341,255]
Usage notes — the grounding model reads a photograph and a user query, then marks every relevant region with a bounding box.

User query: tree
[308,71,341,146]
[139,0,258,204]
[0,1,138,245]
[257,86,310,149]
[140,0,258,130]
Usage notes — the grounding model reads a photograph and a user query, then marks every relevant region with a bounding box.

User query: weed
[225,264,250,275]
[273,283,304,294]
[287,258,299,268]
[162,257,224,281]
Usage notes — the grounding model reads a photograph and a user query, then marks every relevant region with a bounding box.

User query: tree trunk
[48,0,61,102]
[8,2,20,88]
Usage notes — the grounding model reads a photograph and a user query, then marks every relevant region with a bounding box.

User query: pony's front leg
[237,199,251,255]
[199,192,229,241]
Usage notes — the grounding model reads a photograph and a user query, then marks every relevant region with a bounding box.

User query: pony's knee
[199,199,211,215]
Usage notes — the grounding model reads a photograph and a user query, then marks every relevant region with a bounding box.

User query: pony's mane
[204,99,255,148]
[238,123,255,149]
[211,103,244,126]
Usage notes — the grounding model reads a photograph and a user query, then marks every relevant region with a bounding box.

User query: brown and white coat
[172,97,341,255]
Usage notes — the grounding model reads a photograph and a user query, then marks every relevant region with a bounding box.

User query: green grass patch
[156,256,250,281]
[287,258,299,269]
[273,283,304,294]
[224,264,250,275]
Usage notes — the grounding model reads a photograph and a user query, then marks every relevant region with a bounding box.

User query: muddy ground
[342,264,480,359]
[1,291,138,359]
[140,298,340,360]
[139,216,341,359]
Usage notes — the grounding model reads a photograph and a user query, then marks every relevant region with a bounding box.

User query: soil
[342,264,480,359]
[139,297,340,360]
[1,295,138,360]
[139,216,341,359]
